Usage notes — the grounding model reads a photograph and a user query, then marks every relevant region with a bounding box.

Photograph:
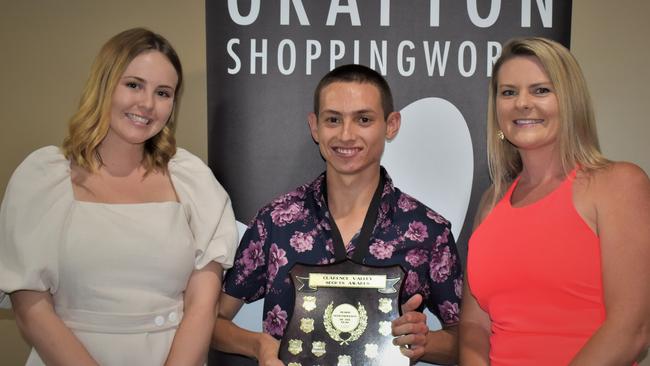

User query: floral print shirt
[223,168,463,338]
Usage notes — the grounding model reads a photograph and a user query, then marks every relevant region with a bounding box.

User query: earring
[497,130,505,141]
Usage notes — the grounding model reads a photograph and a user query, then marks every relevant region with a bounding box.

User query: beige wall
[0,1,648,364]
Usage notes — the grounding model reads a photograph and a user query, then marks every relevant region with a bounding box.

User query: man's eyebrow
[320,109,341,115]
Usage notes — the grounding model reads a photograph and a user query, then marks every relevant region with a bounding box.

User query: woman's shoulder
[17,145,68,172]
[168,147,213,176]
[574,162,650,226]
[168,147,228,200]
[8,146,69,190]
[578,161,649,194]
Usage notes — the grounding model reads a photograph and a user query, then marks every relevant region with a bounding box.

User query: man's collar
[310,166,395,207]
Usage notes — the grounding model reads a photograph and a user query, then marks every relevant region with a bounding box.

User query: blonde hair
[487,37,608,203]
[62,28,183,173]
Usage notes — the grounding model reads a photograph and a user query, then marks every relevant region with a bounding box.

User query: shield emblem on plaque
[278,260,409,365]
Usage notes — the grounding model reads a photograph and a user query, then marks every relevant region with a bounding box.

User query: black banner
[207,2,571,364]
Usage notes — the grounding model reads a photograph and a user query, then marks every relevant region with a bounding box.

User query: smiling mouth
[514,119,543,126]
[126,113,151,125]
[333,146,362,156]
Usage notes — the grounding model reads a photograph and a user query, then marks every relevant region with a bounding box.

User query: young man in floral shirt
[212,64,462,365]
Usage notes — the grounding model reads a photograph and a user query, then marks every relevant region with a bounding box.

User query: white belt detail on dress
[56,303,183,334]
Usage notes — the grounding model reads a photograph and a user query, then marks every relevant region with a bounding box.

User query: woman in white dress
[0,28,238,365]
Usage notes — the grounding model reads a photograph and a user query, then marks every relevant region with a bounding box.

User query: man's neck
[326,167,381,244]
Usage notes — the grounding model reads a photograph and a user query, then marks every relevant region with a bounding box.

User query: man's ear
[307,112,319,143]
[385,111,401,141]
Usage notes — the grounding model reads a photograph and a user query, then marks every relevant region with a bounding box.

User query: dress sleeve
[169,148,238,270]
[0,146,72,308]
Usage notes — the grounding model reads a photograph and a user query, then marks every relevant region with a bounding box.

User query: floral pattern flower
[268,243,288,281]
[270,200,307,227]
[405,248,428,267]
[435,227,451,246]
[405,221,429,242]
[438,301,460,324]
[289,231,314,253]
[238,241,264,279]
[404,270,421,295]
[398,194,418,212]
[369,239,395,260]
[430,245,456,283]
[454,277,463,298]
[325,238,334,255]
[263,304,288,337]
[427,209,449,225]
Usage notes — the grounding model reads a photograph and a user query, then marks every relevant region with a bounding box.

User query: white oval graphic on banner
[382,97,473,241]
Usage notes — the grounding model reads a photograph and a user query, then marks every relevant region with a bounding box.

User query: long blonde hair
[487,37,608,203]
[62,28,183,173]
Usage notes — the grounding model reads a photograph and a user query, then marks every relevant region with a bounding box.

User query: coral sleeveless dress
[467,170,606,365]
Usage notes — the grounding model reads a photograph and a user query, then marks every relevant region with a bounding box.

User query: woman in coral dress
[460,37,650,365]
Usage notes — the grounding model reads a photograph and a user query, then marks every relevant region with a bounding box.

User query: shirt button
[154,315,165,326]
[168,311,178,323]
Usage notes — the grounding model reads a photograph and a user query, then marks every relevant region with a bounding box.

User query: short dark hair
[313,64,394,119]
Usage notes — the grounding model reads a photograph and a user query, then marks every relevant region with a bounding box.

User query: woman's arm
[164,261,223,366]
[10,290,98,366]
[458,186,495,365]
[459,277,491,365]
[570,163,650,365]
[212,293,284,366]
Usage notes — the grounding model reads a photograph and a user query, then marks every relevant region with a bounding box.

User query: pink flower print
[427,209,449,225]
[454,277,463,298]
[369,239,395,260]
[287,188,306,200]
[430,245,455,283]
[325,238,335,255]
[398,194,417,212]
[317,257,333,265]
[318,218,331,231]
[263,305,288,337]
[438,301,460,324]
[270,201,307,227]
[404,271,421,295]
[435,227,451,246]
[380,202,389,216]
[268,243,288,280]
[405,221,429,242]
[239,241,265,276]
[405,248,428,267]
[256,220,268,241]
[289,231,314,253]
[253,286,265,300]
[382,182,392,196]
[379,202,392,229]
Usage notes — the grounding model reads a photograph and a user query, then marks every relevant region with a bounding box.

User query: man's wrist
[254,332,278,360]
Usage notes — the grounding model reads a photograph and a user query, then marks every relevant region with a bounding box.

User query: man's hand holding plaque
[392,294,429,360]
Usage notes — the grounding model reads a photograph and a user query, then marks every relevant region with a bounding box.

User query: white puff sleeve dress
[0,146,238,365]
